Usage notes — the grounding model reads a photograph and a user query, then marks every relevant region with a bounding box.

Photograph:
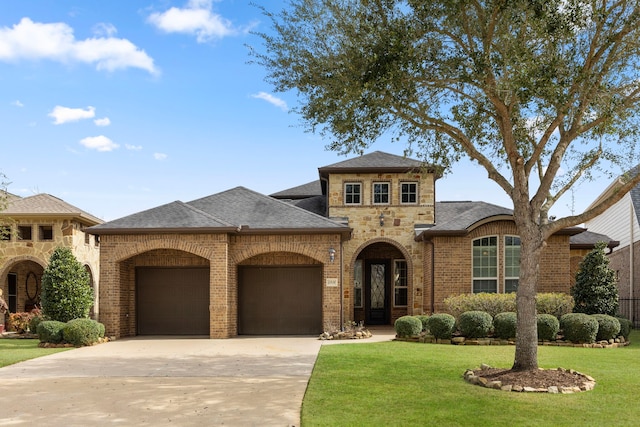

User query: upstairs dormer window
[401,182,418,204]
[344,182,362,205]
[373,182,390,204]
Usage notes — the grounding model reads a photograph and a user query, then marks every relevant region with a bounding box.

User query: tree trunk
[512,222,544,371]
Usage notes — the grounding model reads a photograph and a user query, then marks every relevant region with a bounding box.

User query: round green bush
[29,313,47,335]
[37,320,67,344]
[427,313,456,339]
[537,314,560,341]
[62,319,104,347]
[415,315,430,332]
[493,312,517,339]
[458,311,493,338]
[616,316,632,340]
[394,315,423,338]
[560,313,598,343]
[591,314,621,341]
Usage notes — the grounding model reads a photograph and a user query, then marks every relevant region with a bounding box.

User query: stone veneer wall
[0,217,100,315]
[426,221,572,313]
[99,232,342,339]
[327,171,435,324]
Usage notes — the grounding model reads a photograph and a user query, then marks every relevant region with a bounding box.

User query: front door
[365,260,390,325]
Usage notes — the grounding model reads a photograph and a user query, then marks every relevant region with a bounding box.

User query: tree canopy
[255,0,640,370]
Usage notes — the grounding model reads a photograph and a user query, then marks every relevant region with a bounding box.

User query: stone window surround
[400,181,419,205]
[372,181,391,205]
[344,182,362,205]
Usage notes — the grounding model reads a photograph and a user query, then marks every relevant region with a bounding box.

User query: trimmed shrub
[41,247,94,323]
[427,314,456,339]
[591,314,621,341]
[616,317,632,340]
[29,312,47,335]
[62,318,104,347]
[458,311,493,338]
[37,320,67,344]
[537,314,560,341]
[535,293,574,319]
[560,313,598,343]
[394,316,422,338]
[415,315,430,333]
[572,242,618,315]
[444,293,516,318]
[493,312,517,339]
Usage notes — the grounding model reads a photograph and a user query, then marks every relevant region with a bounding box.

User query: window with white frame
[344,183,362,205]
[504,236,520,293]
[373,182,390,204]
[472,236,498,293]
[353,259,363,308]
[400,182,418,204]
[394,260,408,306]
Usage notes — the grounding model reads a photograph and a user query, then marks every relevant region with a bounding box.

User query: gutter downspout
[340,238,344,329]
[630,199,635,323]
[424,238,435,314]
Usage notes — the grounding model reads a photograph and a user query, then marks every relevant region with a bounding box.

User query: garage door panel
[137,267,209,335]
[239,266,322,335]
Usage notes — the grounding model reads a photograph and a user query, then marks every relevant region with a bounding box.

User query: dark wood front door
[365,260,390,325]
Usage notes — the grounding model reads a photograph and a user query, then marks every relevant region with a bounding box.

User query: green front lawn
[0,339,72,368]
[302,330,640,426]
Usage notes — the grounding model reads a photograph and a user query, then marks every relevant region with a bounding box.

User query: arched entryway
[1,259,45,313]
[352,241,411,326]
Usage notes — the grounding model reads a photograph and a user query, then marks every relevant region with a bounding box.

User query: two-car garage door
[136,265,322,336]
[238,266,322,335]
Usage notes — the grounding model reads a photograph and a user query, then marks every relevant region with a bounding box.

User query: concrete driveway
[0,330,394,426]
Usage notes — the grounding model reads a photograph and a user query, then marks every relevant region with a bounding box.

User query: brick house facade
[89,151,611,338]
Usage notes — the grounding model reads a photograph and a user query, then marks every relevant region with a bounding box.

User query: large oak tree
[255,0,640,370]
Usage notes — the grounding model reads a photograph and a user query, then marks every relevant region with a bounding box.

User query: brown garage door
[238,266,322,335]
[136,267,209,335]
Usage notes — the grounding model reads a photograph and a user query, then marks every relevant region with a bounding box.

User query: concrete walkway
[0,329,395,426]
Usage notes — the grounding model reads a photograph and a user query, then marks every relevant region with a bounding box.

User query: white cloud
[0,18,158,74]
[94,117,111,126]
[12,100,23,107]
[147,0,236,43]
[154,152,168,160]
[80,135,119,152]
[49,105,95,124]
[93,22,117,37]
[251,92,288,111]
[125,144,142,151]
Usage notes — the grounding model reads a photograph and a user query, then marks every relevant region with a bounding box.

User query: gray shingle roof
[1,193,102,225]
[570,230,619,249]
[188,187,344,230]
[88,201,233,233]
[421,201,514,235]
[318,151,425,173]
[89,187,349,235]
[270,181,322,199]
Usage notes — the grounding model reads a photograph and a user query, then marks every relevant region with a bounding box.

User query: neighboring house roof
[270,180,322,199]
[88,186,350,237]
[318,151,439,178]
[587,164,640,225]
[0,193,103,226]
[569,230,619,251]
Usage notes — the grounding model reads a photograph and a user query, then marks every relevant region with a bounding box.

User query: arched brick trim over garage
[229,234,343,335]
[347,238,415,326]
[98,234,228,338]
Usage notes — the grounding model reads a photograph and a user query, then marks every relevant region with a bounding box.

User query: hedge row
[37,318,105,347]
[444,292,574,319]
[394,311,631,342]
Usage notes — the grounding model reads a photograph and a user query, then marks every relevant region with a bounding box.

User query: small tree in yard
[41,247,94,323]
[256,1,640,371]
[572,241,618,316]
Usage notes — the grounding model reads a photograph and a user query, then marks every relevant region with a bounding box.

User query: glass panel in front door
[371,264,385,309]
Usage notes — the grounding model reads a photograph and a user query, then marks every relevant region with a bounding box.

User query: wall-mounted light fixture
[328,247,336,263]
[379,212,385,226]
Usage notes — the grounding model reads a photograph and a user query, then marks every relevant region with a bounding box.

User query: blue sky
[0,0,607,221]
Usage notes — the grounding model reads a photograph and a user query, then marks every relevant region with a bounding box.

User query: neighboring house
[89,151,613,338]
[584,167,640,324]
[0,193,103,319]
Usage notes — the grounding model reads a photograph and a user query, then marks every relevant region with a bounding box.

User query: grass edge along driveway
[302,330,640,426]
[0,339,72,368]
